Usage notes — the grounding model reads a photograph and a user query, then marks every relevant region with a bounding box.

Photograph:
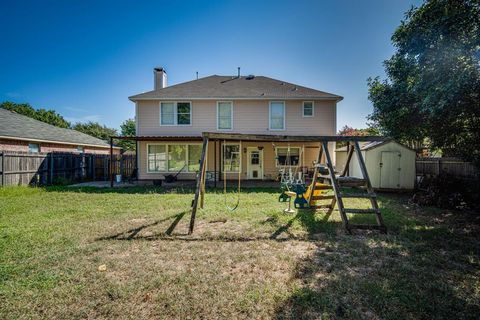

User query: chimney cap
[154,67,166,73]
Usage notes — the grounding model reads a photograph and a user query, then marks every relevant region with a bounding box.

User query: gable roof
[129,75,343,101]
[0,108,112,148]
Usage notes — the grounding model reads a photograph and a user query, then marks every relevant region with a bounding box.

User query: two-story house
[129,68,343,181]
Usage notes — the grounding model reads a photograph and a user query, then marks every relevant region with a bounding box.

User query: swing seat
[278,192,289,202]
[294,195,309,209]
[284,191,297,198]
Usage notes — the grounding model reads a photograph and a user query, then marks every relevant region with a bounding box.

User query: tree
[337,125,379,137]
[72,121,118,141]
[337,125,380,147]
[1,101,71,128]
[368,0,480,164]
[118,118,136,151]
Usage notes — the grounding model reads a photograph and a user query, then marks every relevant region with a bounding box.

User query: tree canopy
[337,125,379,137]
[71,122,118,141]
[368,0,480,164]
[1,101,71,128]
[337,125,380,147]
[118,118,136,151]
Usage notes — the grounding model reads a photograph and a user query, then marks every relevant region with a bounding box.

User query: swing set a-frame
[188,132,388,235]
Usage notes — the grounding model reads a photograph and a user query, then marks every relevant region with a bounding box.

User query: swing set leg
[189,137,209,234]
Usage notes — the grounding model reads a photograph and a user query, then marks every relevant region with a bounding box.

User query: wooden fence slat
[0,151,136,187]
[416,157,479,180]
[1,153,3,186]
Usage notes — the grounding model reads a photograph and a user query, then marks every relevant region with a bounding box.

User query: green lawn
[0,186,479,319]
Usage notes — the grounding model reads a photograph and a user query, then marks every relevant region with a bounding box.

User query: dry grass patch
[1,186,479,319]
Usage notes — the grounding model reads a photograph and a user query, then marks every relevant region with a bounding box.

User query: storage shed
[336,140,416,190]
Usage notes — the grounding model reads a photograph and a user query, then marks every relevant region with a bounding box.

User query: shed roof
[129,75,343,101]
[0,108,113,148]
[336,140,415,152]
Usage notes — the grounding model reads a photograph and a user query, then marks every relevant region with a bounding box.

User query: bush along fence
[0,151,136,187]
[416,157,479,180]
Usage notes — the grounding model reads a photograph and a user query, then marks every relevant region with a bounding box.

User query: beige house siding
[138,140,335,181]
[136,98,337,180]
[136,99,337,136]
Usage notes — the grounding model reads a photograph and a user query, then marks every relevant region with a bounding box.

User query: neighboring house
[129,68,343,181]
[0,108,119,154]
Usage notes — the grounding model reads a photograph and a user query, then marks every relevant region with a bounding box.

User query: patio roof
[110,133,389,143]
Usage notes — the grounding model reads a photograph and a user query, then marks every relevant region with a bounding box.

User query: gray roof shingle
[0,108,111,148]
[129,75,343,101]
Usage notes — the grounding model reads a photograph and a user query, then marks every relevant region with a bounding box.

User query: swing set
[223,140,241,211]
[189,132,389,234]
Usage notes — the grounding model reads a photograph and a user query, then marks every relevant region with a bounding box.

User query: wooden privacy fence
[0,151,136,187]
[416,157,479,180]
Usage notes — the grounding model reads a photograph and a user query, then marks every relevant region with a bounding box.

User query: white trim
[302,101,314,117]
[269,101,286,131]
[146,142,202,174]
[275,146,301,167]
[246,147,263,180]
[0,135,119,149]
[159,101,193,126]
[130,97,343,102]
[216,101,233,131]
[222,142,242,173]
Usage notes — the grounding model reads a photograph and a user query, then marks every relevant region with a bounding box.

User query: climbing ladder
[308,141,386,233]
[306,144,336,210]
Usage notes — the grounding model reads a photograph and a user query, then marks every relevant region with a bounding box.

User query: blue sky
[0,0,422,131]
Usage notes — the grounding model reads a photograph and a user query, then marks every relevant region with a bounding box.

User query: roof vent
[246,75,255,80]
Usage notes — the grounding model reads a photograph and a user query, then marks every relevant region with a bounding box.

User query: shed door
[380,151,401,189]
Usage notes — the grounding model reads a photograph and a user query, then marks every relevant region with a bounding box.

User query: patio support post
[135,140,139,180]
[214,139,217,188]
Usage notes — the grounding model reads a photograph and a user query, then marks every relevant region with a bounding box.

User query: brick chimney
[154,67,167,90]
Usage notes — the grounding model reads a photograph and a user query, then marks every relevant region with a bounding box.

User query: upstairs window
[217,101,233,130]
[160,102,191,125]
[28,143,40,153]
[269,101,285,130]
[177,102,191,125]
[303,101,314,117]
[160,102,175,125]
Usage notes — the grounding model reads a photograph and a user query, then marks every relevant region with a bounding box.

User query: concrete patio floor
[69,180,281,188]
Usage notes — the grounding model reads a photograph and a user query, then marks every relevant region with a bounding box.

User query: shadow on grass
[97,211,189,240]
[46,185,281,195]
[95,208,339,243]
[269,208,338,240]
[274,203,480,319]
